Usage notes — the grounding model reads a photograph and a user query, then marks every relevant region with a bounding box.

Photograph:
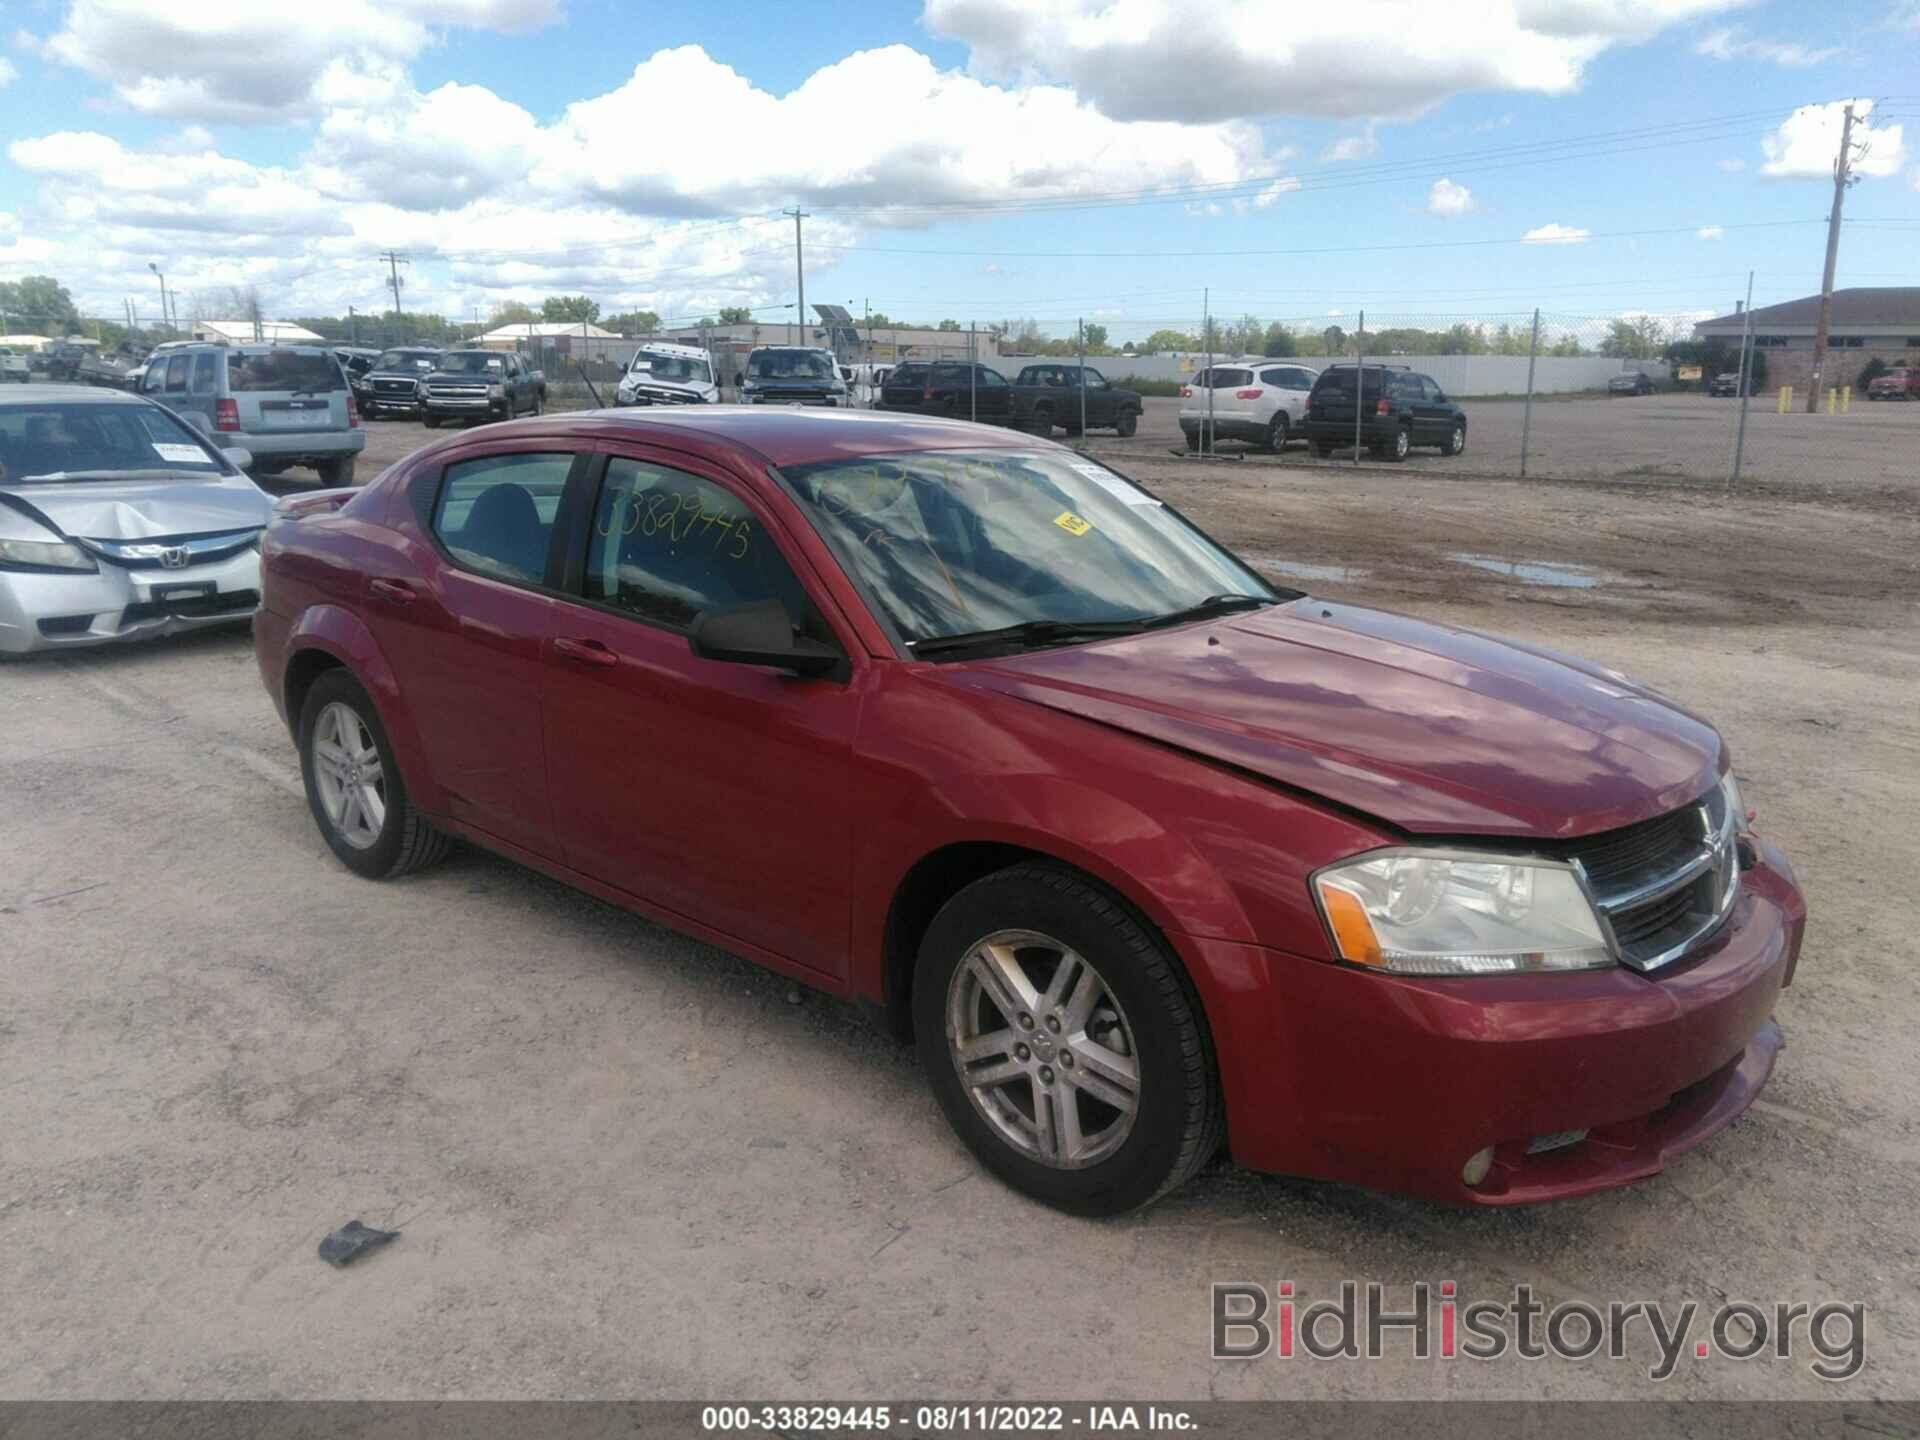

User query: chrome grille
[1566,785,1740,973]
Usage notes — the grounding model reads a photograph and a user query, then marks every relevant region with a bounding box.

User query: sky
[0,0,1916,343]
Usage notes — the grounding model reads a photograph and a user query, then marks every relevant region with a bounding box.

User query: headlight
[1313,851,1614,975]
[488,383,505,398]
[1718,770,1751,834]
[0,537,98,573]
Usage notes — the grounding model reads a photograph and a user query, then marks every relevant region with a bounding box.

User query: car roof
[0,384,158,407]
[425,407,1047,470]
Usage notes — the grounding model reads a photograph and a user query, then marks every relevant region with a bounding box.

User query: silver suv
[139,342,365,486]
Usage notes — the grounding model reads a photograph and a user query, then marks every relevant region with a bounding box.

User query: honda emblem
[160,546,191,569]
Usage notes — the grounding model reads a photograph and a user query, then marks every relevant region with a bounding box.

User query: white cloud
[1694,27,1840,65]
[1249,177,1302,209]
[1760,99,1906,178]
[1717,157,1746,172]
[3,41,1293,324]
[1521,222,1590,244]
[1426,177,1474,215]
[1697,225,1725,240]
[0,56,16,88]
[1323,126,1379,162]
[37,0,558,121]
[1912,165,1920,192]
[922,0,1748,122]
[535,45,1269,218]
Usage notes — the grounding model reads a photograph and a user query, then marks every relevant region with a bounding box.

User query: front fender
[284,604,444,815]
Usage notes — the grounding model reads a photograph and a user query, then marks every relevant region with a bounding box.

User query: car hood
[0,476,273,541]
[945,599,1722,839]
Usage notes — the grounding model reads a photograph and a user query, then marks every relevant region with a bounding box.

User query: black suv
[1300,363,1466,461]
[877,361,1014,422]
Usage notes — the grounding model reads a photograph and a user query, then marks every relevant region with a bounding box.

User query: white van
[616,342,719,406]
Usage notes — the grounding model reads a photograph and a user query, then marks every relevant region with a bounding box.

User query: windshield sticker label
[1053,511,1092,537]
[152,443,208,463]
[1070,461,1162,506]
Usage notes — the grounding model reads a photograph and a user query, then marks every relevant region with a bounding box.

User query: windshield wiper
[1143,593,1274,629]
[909,617,1149,660]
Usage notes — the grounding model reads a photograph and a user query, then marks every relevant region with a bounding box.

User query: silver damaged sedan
[0,386,277,653]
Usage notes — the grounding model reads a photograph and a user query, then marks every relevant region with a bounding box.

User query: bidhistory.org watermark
[1212,1282,1865,1382]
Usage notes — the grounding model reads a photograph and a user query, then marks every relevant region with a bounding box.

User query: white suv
[1179,359,1319,452]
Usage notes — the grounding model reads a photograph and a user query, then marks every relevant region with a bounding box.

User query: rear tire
[1264,412,1289,452]
[423,414,441,429]
[912,864,1222,1216]
[1375,425,1410,462]
[298,671,452,881]
[1031,406,1055,436]
[316,455,356,488]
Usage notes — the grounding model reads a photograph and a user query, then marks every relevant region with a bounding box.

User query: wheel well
[283,648,345,734]
[877,842,1173,1044]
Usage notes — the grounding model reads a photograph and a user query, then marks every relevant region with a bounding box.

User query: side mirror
[689,599,843,678]
[221,446,254,471]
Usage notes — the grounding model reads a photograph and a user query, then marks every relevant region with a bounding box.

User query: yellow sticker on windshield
[1053,511,1092,537]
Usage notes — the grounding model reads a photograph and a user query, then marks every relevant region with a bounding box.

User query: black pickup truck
[354,346,442,418]
[1010,364,1142,436]
[420,349,546,426]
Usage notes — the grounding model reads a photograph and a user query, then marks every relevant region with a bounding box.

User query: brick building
[1693,288,1920,391]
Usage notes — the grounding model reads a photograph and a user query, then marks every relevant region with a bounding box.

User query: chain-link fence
[11,301,1915,489]
[1061,305,1916,491]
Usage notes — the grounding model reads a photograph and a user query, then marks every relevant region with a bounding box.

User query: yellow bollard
[1827,387,1837,415]
[1841,385,1851,413]
[1778,386,1791,413]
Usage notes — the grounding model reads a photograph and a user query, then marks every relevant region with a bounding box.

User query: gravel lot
[4,415,1917,1401]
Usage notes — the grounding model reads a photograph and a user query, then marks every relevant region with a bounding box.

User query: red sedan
[254,409,1805,1214]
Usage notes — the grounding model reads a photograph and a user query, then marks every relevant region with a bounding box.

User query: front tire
[913,865,1222,1216]
[422,413,441,429]
[299,671,452,880]
[1441,422,1465,457]
[1115,408,1138,438]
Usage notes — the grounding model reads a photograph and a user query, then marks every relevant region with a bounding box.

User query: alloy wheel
[946,929,1140,1169]
[310,701,387,850]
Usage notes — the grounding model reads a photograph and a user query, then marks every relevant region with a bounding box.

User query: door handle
[369,578,416,603]
[554,636,618,668]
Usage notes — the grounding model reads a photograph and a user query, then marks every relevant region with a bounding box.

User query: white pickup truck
[0,347,30,383]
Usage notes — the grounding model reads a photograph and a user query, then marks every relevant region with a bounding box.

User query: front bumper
[0,546,261,654]
[1183,836,1805,1205]
[741,393,842,406]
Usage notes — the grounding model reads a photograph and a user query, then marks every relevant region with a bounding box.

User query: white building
[191,319,326,345]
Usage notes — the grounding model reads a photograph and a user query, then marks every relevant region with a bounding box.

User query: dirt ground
[3,416,1917,1402]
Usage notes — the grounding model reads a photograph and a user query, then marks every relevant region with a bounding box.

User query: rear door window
[190,352,218,395]
[585,458,808,631]
[227,351,345,393]
[164,355,190,393]
[432,452,574,586]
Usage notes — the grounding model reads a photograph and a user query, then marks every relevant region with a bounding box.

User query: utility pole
[1807,101,1858,412]
[1732,269,1756,485]
[348,305,358,345]
[380,250,410,321]
[785,208,809,347]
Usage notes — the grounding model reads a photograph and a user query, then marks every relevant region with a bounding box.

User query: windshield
[748,349,835,381]
[376,350,439,371]
[437,352,506,375]
[0,402,224,482]
[227,350,345,394]
[631,352,712,384]
[782,449,1276,649]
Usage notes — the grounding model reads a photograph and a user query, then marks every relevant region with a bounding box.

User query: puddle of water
[1265,560,1370,583]
[1448,553,1607,589]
